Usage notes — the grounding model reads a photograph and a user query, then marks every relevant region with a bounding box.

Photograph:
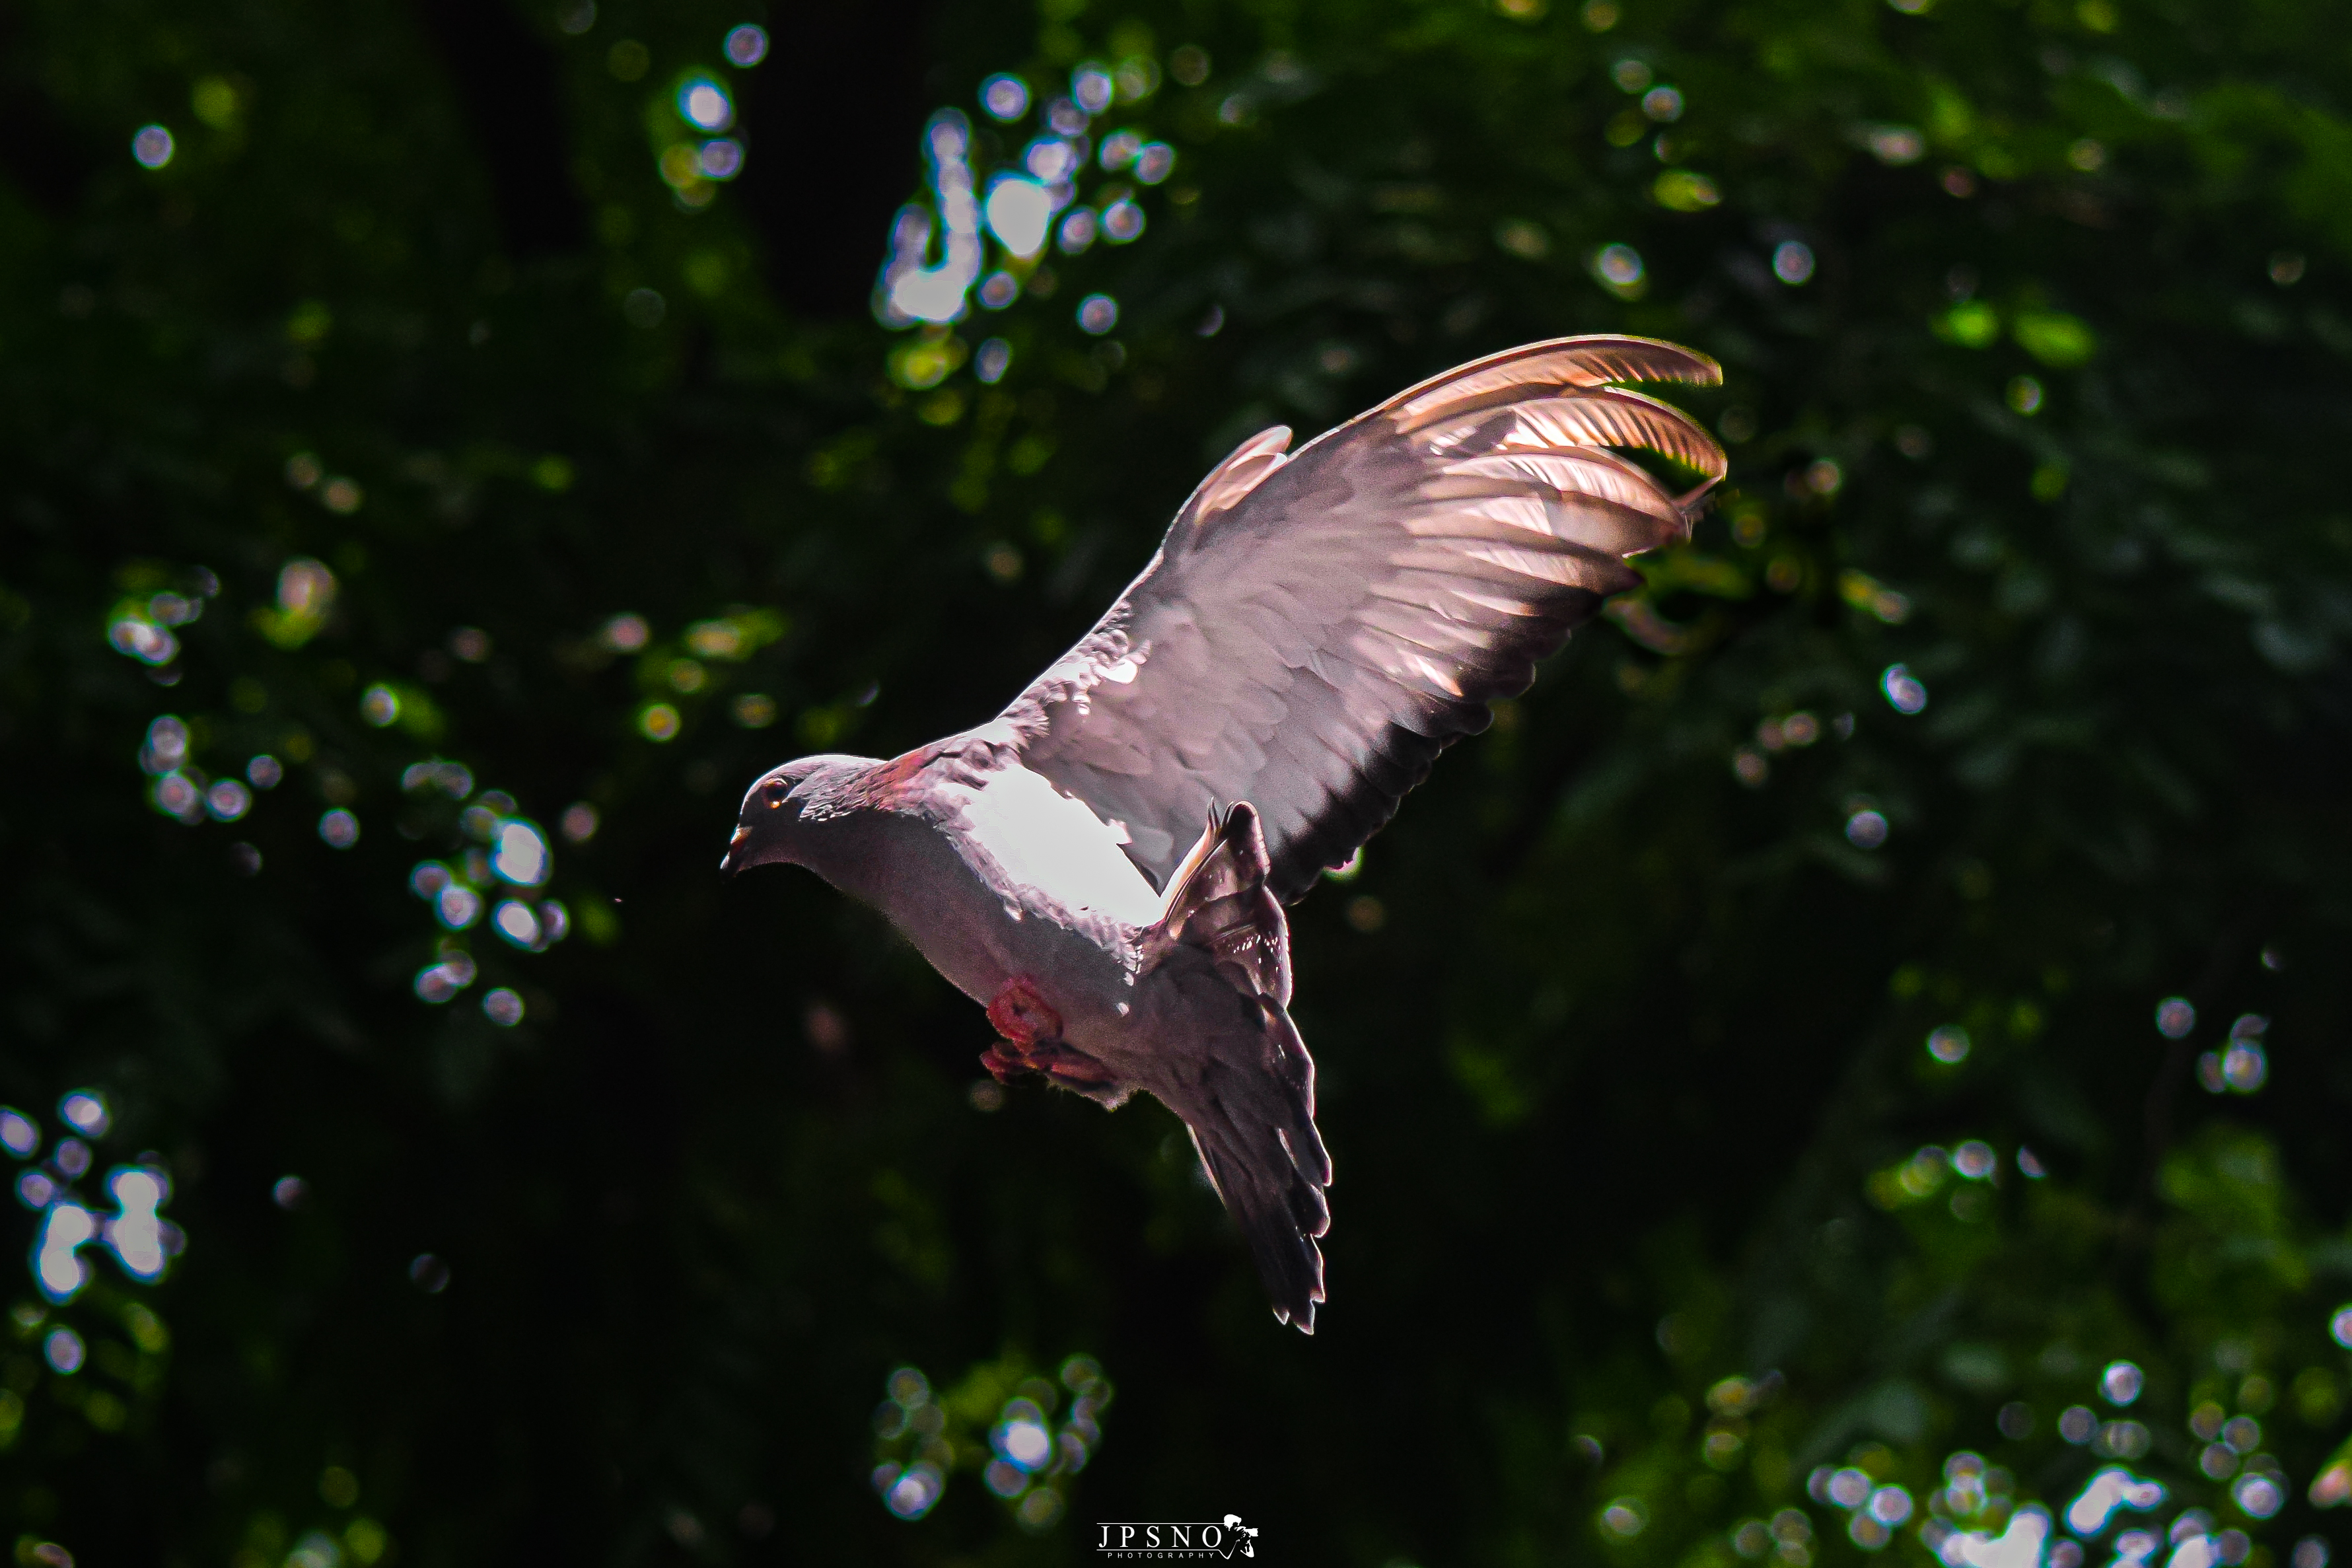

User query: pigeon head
[721,754,880,875]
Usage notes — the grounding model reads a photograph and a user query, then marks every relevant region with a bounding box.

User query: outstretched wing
[991,336,1724,902]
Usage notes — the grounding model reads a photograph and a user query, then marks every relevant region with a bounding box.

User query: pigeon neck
[778,749,956,917]
[787,793,911,909]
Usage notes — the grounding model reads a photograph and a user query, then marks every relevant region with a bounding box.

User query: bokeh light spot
[1594,242,1645,292]
[1868,125,1925,164]
[413,950,476,1003]
[111,615,178,666]
[492,820,551,886]
[1076,294,1118,334]
[978,270,1020,308]
[1102,199,1145,242]
[723,24,768,66]
[882,1462,944,1519]
[880,112,984,324]
[1071,63,1115,116]
[1881,664,1929,714]
[2065,1464,2164,1533]
[205,779,251,821]
[43,1326,85,1372]
[35,1206,94,1302]
[981,73,1030,121]
[978,175,1053,258]
[2232,1474,2283,1519]
[677,76,734,132]
[106,1167,170,1279]
[59,1092,107,1137]
[1600,1498,1648,1538]
[492,900,543,948]
[435,884,481,930]
[697,139,744,180]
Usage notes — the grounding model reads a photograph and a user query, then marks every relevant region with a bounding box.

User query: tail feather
[1146,802,1331,1333]
[1185,1001,1330,1332]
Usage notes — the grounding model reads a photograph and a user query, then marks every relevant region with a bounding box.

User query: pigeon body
[725,336,1727,1332]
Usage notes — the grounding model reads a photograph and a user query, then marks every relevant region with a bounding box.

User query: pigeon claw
[979,1043,1032,1084]
[981,978,1126,1106]
[980,1036,1120,1100]
[1037,1048,1114,1090]
[985,975,1063,1049]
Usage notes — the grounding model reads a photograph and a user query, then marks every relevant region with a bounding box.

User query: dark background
[3,0,2350,1563]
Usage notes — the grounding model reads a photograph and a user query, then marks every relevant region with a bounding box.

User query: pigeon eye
[762,779,788,807]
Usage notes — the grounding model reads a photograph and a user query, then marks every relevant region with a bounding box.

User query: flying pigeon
[723,336,1726,1332]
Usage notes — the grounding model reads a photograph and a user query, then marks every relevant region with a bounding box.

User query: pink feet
[981,976,1115,1093]
[986,975,1061,1048]
[979,1042,1031,1085]
[984,1041,1117,1090]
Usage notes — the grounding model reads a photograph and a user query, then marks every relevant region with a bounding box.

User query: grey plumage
[725,336,1724,1332]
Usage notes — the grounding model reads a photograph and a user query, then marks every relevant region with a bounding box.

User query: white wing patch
[950,764,1166,927]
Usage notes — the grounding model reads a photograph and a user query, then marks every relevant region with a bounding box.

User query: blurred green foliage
[1,0,2349,1563]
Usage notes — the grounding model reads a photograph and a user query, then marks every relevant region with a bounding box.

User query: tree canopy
[3,0,2351,1563]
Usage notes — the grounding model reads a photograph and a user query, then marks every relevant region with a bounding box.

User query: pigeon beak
[720,825,752,877]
